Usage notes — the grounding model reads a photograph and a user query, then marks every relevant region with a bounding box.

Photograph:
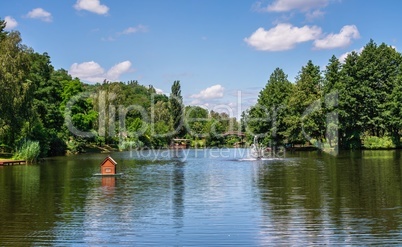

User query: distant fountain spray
[238,136,285,161]
[250,135,269,159]
[250,136,260,159]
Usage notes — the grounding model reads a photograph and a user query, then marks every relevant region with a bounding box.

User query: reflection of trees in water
[172,160,185,229]
[257,160,324,244]
[326,151,402,233]
[170,148,186,229]
[0,160,93,244]
[81,157,176,239]
[256,151,402,244]
[0,166,42,244]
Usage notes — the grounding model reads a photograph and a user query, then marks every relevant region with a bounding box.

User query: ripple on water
[1,149,402,245]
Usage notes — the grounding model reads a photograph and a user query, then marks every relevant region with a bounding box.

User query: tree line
[0,18,240,158]
[244,39,402,150]
[3,16,401,158]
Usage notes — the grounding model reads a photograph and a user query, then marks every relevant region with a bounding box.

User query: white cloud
[245,23,322,51]
[26,8,52,22]
[4,16,18,30]
[339,47,364,63]
[264,0,329,12]
[306,9,325,21]
[186,88,258,118]
[102,25,148,41]
[155,88,164,94]
[106,61,132,80]
[253,0,329,20]
[190,85,225,99]
[69,61,104,82]
[314,25,360,49]
[338,52,349,63]
[122,25,147,34]
[69,61,133,83]
[74,0,109,15]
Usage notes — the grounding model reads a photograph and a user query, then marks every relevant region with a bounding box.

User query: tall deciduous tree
[387,64,402,145]
[185,106,208,137]
[0,19,7,41]
[248,68,293,146]
[352,40,400,137]
[283,60,324,145]
[356,40,384,137]
[338,51,363,149]
[169,81,185,137]
[0,28,33,149]
[323,55,342,95]
[323,55,342,148]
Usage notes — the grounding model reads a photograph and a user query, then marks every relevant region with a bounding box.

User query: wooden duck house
[100,156,117,175]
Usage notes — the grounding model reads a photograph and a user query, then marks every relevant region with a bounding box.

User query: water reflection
[256,151,402,245]
[101,176,116,187]
[172,160,185,229]
[0,150,402,245]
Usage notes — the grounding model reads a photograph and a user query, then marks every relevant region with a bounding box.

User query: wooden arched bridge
[222,131,246,137]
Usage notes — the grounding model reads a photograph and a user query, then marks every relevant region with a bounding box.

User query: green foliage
[1,17,245,154]
[0,19,7,40]
[355,40,400,137]
[118,140,144,151]
[203,115,226,147]
[47,132,67,156]
[5,18,402,154]
[66,138,86,154]
[149,121,171,148]
[283,60,324,144]
[13,140,40,163]
[225,136,241,147]
[185,106,209,137]
[247,68,293,144]
[244,40,402,150]
[363,136,395,149]
[0,30,33,149]
[191,139,206,148]
[169,81,185,137]
[323,55,342,95]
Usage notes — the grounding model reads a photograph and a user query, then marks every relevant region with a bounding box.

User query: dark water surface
[1,149,402,246]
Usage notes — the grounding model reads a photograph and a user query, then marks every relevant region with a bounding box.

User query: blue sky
[1,0,402,118]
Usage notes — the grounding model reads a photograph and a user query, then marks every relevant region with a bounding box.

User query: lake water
[1,148,402,246]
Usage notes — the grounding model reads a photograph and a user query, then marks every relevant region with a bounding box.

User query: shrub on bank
[13,140,41,163]
[363,136,395,149]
